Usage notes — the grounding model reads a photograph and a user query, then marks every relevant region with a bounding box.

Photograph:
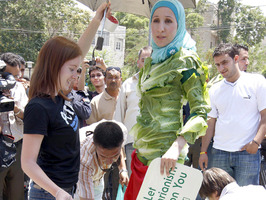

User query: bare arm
[21,134,72,199]
[161,136,187,176]
[78,2,111,60]
[199,117,216,171]
[118,148,129,187]
[78,60,90,91]
[241,108,266,154]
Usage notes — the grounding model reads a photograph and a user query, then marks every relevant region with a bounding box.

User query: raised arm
[78,60,90,91]
[78,2,111,60]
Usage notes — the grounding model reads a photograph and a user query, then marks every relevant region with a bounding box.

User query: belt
[33,182,76,197]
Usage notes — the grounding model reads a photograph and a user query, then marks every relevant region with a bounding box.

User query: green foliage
[248,44,266,74]
[41,0,90,40]
[0,0,46,61]
[114,12,150,80]
[0,0,90,62]
[217,0,236,43]
[262,69,266,78]
[234,5,266,46]
[186,13,204,36]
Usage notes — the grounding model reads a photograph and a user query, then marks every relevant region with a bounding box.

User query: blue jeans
[209,148,261,186]
[29,182,75,200]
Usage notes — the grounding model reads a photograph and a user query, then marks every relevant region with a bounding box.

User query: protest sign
[137,158,203,200]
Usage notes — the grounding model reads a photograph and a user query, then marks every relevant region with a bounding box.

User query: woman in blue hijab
[125,1,210,199]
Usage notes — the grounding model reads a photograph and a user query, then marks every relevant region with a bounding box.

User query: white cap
[0,60,6,68]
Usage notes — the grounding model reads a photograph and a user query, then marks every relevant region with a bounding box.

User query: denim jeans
[29,182,75,200]
[209,148,261,186]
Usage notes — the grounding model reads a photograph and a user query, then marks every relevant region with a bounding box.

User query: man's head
[0,52,20,78]
[89,66,105,89]
[212,43,240,83]
[137,46,152,69]
[17,55,26,78]
[199,167,235,200]
[93,121,124,165]
[72,67,82,91]
[105,66,122,93]
[234,44,249,72]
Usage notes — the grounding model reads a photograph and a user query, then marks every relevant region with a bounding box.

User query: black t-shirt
[23,96,80,188]
[87,90,99,101]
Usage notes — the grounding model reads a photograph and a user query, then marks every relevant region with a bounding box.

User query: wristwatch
[119,169,128,174]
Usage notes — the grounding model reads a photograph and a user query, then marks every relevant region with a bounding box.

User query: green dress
[130,48,211,165]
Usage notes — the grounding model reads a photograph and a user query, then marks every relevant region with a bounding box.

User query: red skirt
[124,150,148,200]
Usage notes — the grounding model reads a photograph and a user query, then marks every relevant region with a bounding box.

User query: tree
[0,0,46,61]
[248,44,266,74]
[40,0,91,40]
[186,13,204,37]
[114,12,150,79]
[234,4,266,46]
[217,0,236,43]
[0,0,90,62]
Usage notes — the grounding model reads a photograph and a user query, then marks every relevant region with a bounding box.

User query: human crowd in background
[0,0,266,200]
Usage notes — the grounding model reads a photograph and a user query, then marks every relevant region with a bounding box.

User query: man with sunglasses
[78,120,128,200]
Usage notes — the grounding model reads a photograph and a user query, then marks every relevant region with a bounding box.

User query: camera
[86,60,96,66]
[0,60,16,112]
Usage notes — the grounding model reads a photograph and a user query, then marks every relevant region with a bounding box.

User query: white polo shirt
[208,72,266,151]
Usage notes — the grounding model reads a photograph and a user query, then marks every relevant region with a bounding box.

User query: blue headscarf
[150,0,196,64]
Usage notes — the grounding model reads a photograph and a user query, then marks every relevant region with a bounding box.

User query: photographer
[0,53,28,200]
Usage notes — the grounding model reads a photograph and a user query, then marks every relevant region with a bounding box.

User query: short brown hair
[29,36,82,100]
[138,46,152,60]
[213,43,238,60]
[199,168,235,199]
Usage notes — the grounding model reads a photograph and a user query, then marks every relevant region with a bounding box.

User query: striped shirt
[77,134,110,199]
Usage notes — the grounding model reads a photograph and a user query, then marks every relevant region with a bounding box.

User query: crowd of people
[0,0,265,200]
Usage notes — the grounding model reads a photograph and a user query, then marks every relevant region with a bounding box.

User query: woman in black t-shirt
[21,3,111,200]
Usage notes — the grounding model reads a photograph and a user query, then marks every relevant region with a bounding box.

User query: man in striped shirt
[78,121,128,200]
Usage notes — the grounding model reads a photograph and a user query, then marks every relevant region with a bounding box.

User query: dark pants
[103,163,119,200]
[0,140,24,200]
[184,138,201,169]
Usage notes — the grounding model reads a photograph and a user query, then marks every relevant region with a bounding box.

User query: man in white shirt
[0,53,28,199]
[233,44,249,72]
[199,43,266,186]
[114,46,152,177]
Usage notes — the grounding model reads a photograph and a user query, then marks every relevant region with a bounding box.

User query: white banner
[137,158,203,200]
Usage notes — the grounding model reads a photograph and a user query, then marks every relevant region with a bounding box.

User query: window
[115,39,123,51]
